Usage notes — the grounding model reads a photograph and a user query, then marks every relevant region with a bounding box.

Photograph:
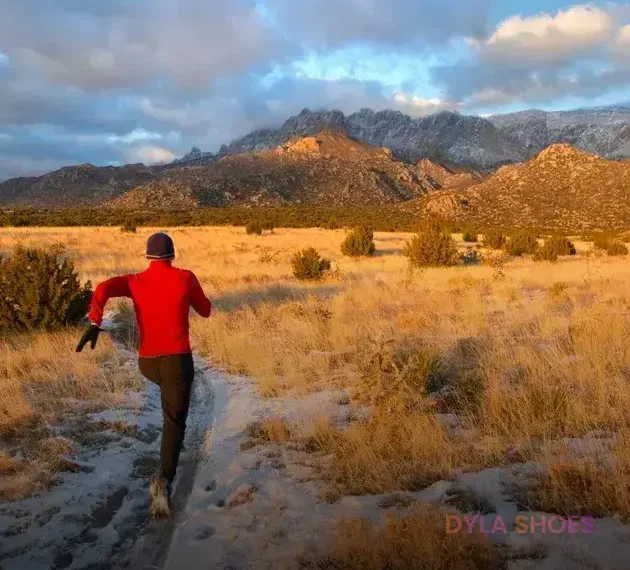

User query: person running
[76,232,211,517]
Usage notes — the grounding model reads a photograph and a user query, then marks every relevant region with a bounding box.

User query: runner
[76,232,211,517]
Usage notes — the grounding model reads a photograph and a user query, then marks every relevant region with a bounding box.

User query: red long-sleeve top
[88,260,211,357]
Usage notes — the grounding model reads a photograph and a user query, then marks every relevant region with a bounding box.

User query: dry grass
[2,226,630,518]
[0,323,141,500]
[520,433,630,520]
[303,504,502,570]
[308,412,505,495]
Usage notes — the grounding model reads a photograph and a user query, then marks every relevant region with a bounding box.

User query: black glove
[76,324,103,352]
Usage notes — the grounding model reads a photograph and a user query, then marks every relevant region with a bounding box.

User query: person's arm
[88,275,132,326]
[77,275,132,352]
[188,272,211,318]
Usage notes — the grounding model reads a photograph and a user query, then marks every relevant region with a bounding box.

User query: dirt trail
[0,345,216,570]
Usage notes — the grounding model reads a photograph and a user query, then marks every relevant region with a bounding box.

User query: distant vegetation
[2,207,630,238]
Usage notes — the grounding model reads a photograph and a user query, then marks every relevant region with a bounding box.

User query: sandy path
[0,345,216,570]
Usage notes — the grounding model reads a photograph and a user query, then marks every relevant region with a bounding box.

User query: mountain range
[1,104,630,230]
[177,105,630,169]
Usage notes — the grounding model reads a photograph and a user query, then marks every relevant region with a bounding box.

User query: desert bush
[404,220,458,268]
[261,220,275,231]
[341,226,376,257]
[606,241,629,256]
[482,230,506,250]
[291,248,331,280]
[0,246,92,332]
[505,231,539,256]
[533,245,558,263]
[246,221,264,235]
[120,218,138,233]
[592,237,628,256]
[462,230,478,243]
[542,235,576,256]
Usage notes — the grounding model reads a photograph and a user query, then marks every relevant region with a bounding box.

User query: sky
[0,0,629,180]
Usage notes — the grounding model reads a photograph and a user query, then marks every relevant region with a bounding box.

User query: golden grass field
[1,225,630,565]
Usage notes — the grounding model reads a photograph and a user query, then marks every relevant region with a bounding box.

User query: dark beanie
[146,232,175,260]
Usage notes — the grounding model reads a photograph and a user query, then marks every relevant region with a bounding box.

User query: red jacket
[88,260,211,357]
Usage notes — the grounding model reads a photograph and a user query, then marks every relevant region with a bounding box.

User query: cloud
[126,146,175,164]
[268,0,490,48]
[392,93,457,115]
[432,3,630,110]
[481,5,614,65]
[0,0,280,92]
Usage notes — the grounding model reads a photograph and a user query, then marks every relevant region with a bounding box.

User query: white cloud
[392,93,456,115]
[127,146,175,164]
[482,5,614,64]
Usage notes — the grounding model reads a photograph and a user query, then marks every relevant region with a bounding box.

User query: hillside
[0,163,156,208]
[107,132,447,209]
[408,144,630,230]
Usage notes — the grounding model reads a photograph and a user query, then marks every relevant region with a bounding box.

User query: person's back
[76,232,211,518]
[88,260,211,357]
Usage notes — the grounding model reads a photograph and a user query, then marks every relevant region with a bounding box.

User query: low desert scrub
[482,230,506,249]
[307,412,504,495]
[462,230,478,243]
[404,221,458,268]
[304,504,502,570]
[246,221,264,235]
[593,237,629,256]
[505,231,539,256]
[341,226,376,257]
[0,246,92,332]
[292,248,332,280]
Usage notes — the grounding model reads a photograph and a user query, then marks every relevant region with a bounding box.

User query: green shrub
[120,218,138,233]
[543,235,576,256]
[606,241,629,256]
[462,230,478,243]
[482,230,506,250]
[326,217,341,230]
[404,220,458,268]
[593,237,629,256]
[505,231,539,256]
[0,246,92,332]
[533,245,558,263]
[246,221,263,235]
[291,248,331,280]
[341,226,376,257]
[261,220,275,231]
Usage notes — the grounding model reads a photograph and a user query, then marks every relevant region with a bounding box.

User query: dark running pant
[138,353,194,484]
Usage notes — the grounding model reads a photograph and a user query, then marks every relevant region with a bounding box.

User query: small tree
[0,246,92,332]
[404,219,458,268]
[482,230,506,250]
[120,218,138,233]
[292,248,331,280]
[606,240,629,256]
[505,231,539,256]
[462,230,478,243]
[341,226,376,257]
[539,235,576,258]
[246,221,263,235]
